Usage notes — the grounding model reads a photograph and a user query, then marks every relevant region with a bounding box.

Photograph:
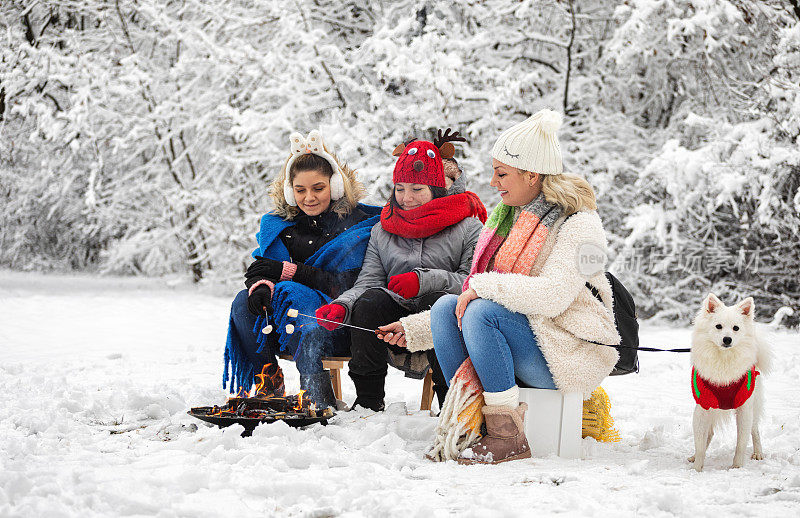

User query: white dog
[689,293,771,472]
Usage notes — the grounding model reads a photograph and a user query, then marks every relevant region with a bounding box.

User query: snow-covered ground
[1,270,799,517]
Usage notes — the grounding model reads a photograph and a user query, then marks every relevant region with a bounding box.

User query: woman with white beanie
[425,109,620,464]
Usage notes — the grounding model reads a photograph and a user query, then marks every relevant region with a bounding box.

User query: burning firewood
[188,363,334,433]
[189,395,334,430]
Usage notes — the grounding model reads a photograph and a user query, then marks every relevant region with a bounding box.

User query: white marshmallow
[285,324,295,334]
[287,308,299,318]
[261,325,273,335]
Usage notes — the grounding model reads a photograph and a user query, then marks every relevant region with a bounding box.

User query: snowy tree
[1,0,797,325]
[603,0,800,324]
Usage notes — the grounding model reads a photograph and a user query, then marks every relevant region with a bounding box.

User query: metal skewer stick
[291,311,380,334]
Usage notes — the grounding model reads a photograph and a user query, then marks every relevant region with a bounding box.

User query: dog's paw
[693,462,704,472]
[752,452,764,461]
[688,455,695,463]
[731,459,744,469]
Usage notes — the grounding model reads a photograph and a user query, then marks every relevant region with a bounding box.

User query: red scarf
[692,367,759,410]
[381,192,487,239]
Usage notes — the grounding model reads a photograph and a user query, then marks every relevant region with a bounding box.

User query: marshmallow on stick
[290,308,377,334]
[261,325,273,335]
[285,324,295,334]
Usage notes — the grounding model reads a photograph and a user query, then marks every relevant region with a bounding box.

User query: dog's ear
[704,293,723,313]
[737,297,755,318]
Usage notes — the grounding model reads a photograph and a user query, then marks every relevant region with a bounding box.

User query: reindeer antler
[434,128,466,160]
[434,128,467,149]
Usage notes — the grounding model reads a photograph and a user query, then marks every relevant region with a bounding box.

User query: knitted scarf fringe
[426,377,485,462]
[222,314,256,395]
[253,315,270,353]
[581,386,620,443]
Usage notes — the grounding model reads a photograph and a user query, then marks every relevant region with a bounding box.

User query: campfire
[189,364,334,434]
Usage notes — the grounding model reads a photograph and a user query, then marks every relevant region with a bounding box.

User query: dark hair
[289,153,334,183]
[384,184,448,218]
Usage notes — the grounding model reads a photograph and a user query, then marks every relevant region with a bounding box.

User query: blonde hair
[519,170,597,215]
[541,173,597,215]
[269,145,366,220]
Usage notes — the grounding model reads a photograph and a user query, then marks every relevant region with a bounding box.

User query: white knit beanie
[491,109,563,175]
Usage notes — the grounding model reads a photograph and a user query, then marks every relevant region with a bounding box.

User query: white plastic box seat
[518,388,582,459]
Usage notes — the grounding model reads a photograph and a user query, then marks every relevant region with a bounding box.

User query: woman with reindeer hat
[314,130,487,412]
[222,130,380,409]
[421,109,620,464]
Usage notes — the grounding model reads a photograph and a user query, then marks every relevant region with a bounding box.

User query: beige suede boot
[457,402,531,464]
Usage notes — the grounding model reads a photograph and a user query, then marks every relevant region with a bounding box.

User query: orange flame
[206,363,319,418]
[254,363,283,398]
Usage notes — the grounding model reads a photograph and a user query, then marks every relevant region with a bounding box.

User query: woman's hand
[246,284,272,317]
[245,256,284,282]
[387,272,420,299]
[315,303,346,331]
[376,321,406,348]
[455,288,479,330]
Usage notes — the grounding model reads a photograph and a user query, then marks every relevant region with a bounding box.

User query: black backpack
[585,272,640,375]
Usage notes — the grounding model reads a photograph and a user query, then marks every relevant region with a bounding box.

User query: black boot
[433,384,448,410]
[426,349,449,411]
[300,371,337,409]
[348,371,385,412]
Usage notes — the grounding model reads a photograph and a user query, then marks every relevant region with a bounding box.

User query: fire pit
[188,395,333,435]
[188,364,334,435]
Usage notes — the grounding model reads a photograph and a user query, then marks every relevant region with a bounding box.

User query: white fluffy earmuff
[283,130,345,207]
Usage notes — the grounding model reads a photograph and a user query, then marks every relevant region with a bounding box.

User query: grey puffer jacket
[333,213,483,322]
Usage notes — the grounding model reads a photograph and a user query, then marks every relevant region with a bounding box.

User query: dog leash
[581,283,691,353]
[582,287,691,353]
[589,341,691,353]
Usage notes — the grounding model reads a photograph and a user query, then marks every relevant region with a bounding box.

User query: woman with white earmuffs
[222,130,381,409]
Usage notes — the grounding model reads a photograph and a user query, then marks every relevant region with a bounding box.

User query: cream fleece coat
[400,211,620,397]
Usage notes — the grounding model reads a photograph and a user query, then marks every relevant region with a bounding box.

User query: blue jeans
[431,294,556,393]
[230,289,349,377]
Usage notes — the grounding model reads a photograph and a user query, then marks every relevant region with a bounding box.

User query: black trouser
[348,288,448,403]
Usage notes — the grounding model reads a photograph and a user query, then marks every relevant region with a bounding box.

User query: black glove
[245,257,284,282]
[246,284,272,317]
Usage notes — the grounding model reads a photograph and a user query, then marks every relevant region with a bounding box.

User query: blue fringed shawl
[223,205,380,393]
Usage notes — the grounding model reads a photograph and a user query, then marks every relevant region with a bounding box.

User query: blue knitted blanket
[223,205,380,393]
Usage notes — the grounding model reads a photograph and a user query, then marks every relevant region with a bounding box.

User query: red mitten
[315,304,346,331]
[388,271,420,299]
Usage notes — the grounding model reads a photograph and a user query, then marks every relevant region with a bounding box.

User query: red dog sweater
[692,367,759,410]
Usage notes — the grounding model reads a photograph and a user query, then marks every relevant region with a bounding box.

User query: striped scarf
[464,193,561,290]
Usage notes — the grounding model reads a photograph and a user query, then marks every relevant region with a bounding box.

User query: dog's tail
[755,325,773,375]
[767,306,794,329]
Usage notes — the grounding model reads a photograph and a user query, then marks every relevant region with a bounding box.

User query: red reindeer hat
[392,140,447,188]
[391,129,466,188]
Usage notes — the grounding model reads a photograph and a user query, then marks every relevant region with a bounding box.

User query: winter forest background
[2,0,799,326]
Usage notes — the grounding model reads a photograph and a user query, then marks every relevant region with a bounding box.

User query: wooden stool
[278,355,435,410]
[419,369,434,411]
